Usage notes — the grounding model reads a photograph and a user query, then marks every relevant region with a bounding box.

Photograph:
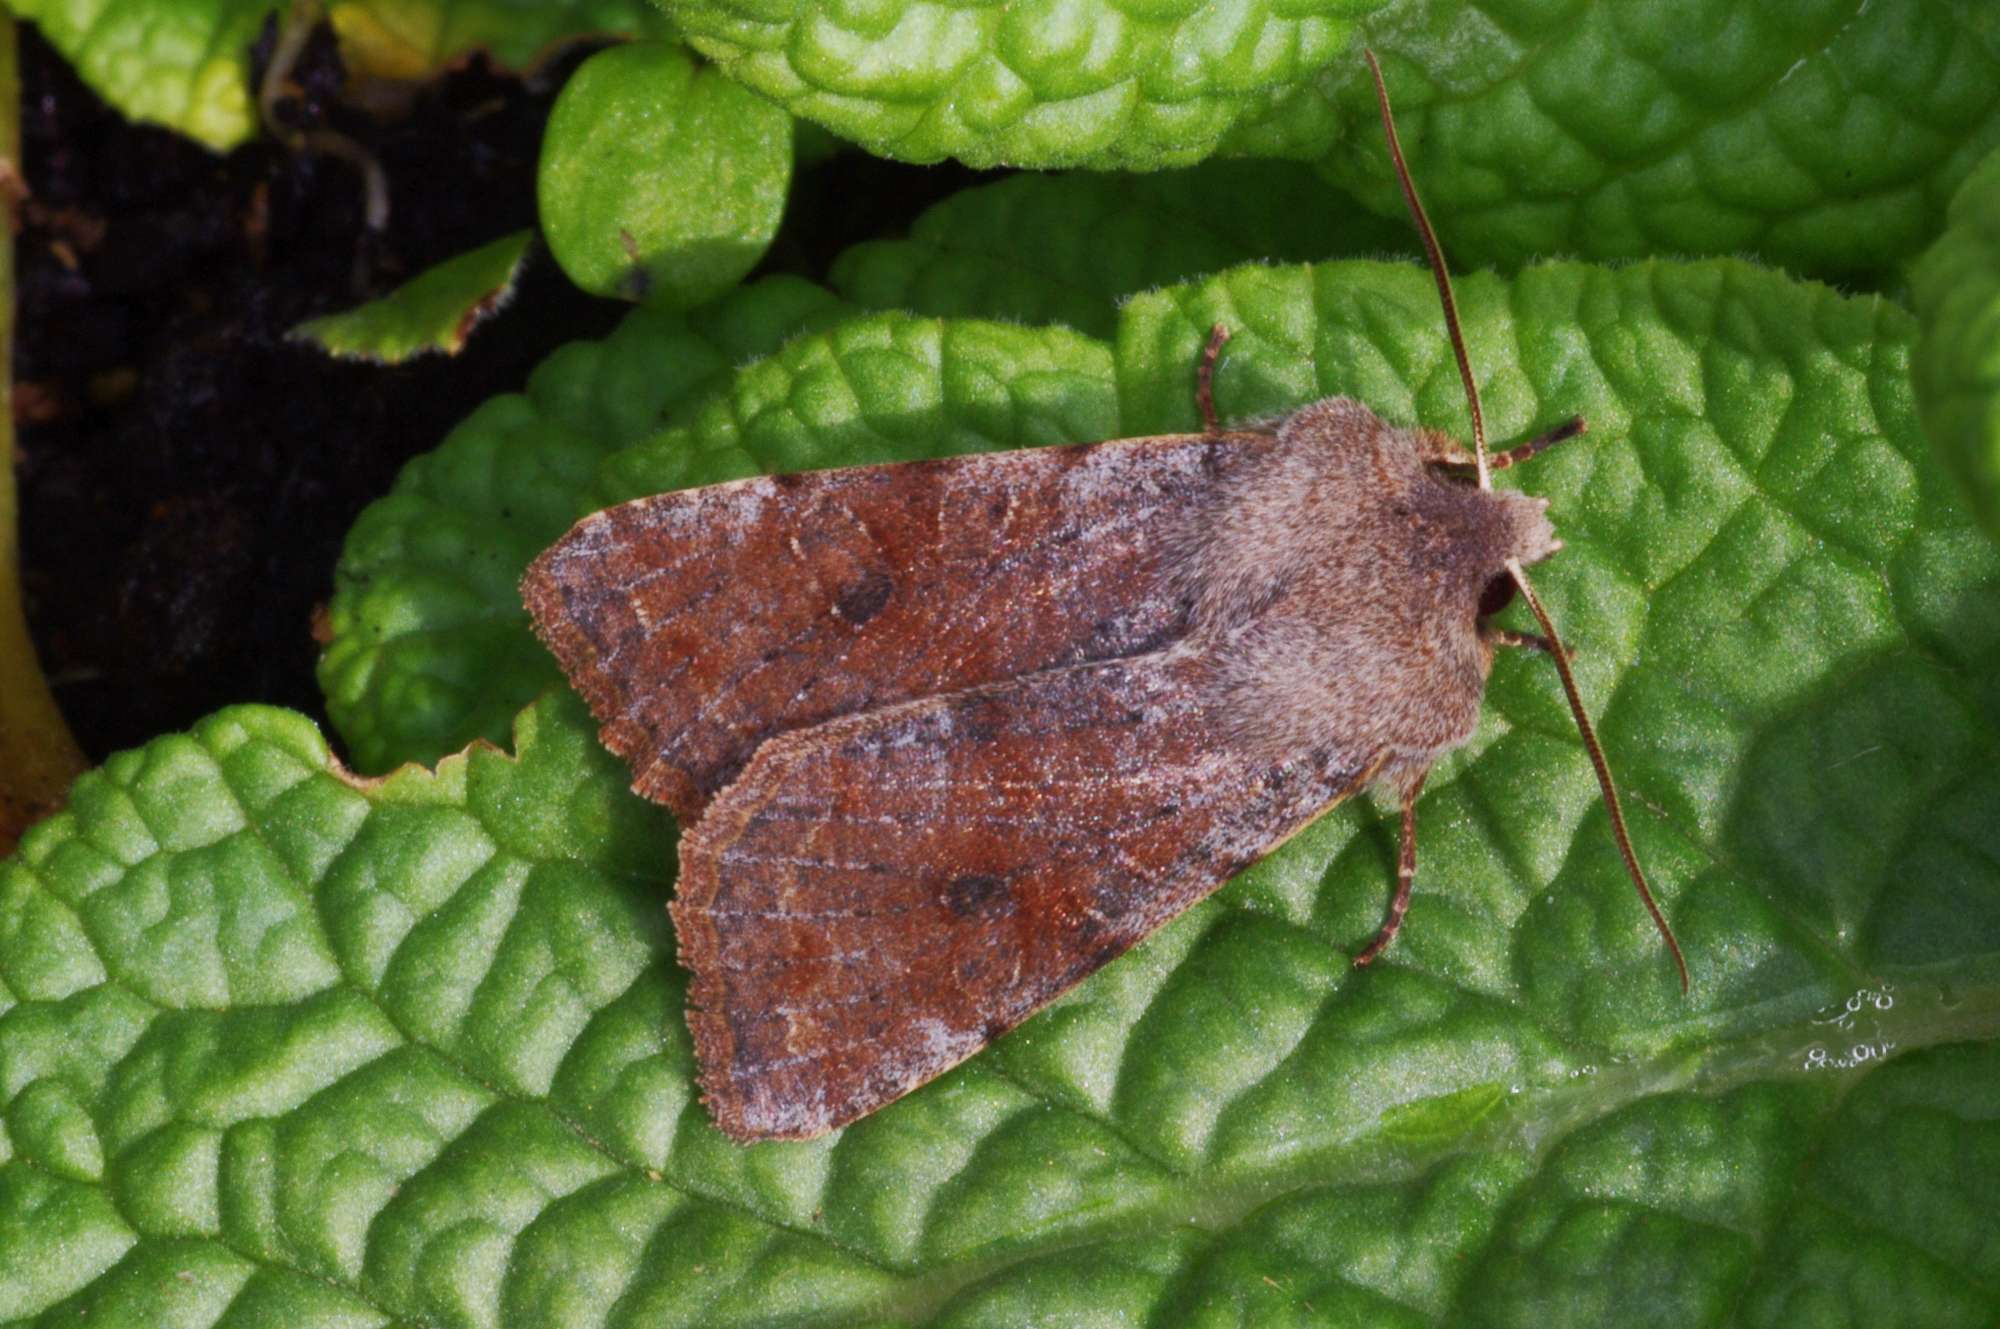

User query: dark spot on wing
[834,571,893,625]
[945,873,1009,917]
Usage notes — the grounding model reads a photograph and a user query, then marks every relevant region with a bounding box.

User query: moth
[523,52,1686,1141]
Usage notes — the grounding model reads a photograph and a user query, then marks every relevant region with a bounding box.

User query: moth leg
[1196,323,1231,434]
[1488,627,1556,654]
[1492,415,1587,470]
[1432,415,1588,475]
[1353,768,1429,968]
[1413,429,1476,467]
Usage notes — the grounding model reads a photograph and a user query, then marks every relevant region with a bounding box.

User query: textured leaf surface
[589,311,1121,506]
[1318,1,2000,277]
[6,259,2000,1321]
[13,0,662,151]
[665,0,1386,169]
[318,276,854,774]
[1118,262,2000,1021]
[539,42,793,310]
[289,229,533,362]
[664,0,2000,275]
[1914,144,2000,542]
[827,160,1406,339]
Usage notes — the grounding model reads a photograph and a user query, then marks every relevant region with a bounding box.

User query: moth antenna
[1505,558,1690,993]
[1364,48,1488,489]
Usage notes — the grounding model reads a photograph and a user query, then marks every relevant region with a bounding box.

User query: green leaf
[296,256,2000,1320]
[594,311,1120,504]
[318,275,854,775]
[665,0,1386,169]
[828,160,1407,339]
[0,694,894,1326]
[663,0,2000,275]
[539,41,793,309]
[14,257,2000,1323]
[289,229,533,362]
[1117,260,2000,1023]
[1913,143,2000,542]
[1318,3,2000,277]
[13,0,665,152]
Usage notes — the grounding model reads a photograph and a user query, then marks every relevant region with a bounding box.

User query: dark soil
[14,23,988,765]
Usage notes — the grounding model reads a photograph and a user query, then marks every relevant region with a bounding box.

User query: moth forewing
[673,650,1380,1140]
[520,430,1260,821]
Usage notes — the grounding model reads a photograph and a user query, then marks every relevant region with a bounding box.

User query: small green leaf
[318,277,855,773]
[539,41,792,309]
[289,230,533,362]
[1913,144,2000,542]
[12,0,664,151]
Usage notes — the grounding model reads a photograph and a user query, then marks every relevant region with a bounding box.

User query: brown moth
[522,51,1687,1141]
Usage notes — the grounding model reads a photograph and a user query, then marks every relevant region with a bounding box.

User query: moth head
[1498,489,1559,566]
[1461,489,1554,621]
[1369,46,1689,992]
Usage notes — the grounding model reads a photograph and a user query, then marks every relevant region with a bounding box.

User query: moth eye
[1477,572,1516,619]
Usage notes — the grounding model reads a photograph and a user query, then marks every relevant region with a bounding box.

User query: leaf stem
[0,10,86,852]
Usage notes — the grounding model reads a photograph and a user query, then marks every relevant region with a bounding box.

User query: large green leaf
[1913,143,2000,542]
[659,0,1390,169]
[11,256,2000,1324]
[662,0,2000,276]
[13,0,665,150]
